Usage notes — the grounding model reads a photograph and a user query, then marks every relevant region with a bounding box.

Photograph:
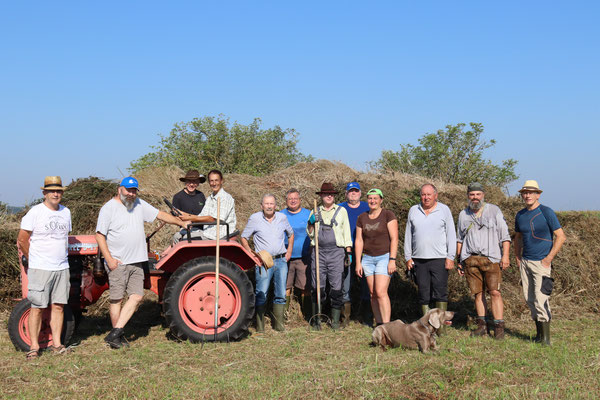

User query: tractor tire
[7,299,75,352]
[163,256,255,342]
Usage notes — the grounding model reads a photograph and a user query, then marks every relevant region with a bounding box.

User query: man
[514,180,566,346]
[307,183,353,330]
[404,183,456,330]
[241,194,294,332]
[280,188,312,320]
[96,177,189,349]
[456,183,511,339]
[338,182,370,327]
[17,176,72,359]
[178,170,236,240]
[172,169,206,215]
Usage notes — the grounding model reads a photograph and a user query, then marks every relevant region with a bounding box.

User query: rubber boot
[435,302,448,335]
[311,302,321,331]
[272,304,286,332]
[255,304,266,333]
[471,317,487,337]
[104,328,124,349]
[541,321,551,346]
[330,308,341,330]
[534,321,543,343]
[493,321,505,340]
[284,295,291,321]
[421,304,430,317]
[341,302,351,329]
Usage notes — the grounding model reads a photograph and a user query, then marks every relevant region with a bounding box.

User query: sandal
[26,349,40,360]
[50,345,70,355]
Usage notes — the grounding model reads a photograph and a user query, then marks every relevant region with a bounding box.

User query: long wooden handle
[214,198,221,338]
[313,199,321,314]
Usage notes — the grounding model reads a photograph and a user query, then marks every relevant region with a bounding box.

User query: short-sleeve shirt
[515,204,561,261]
[96,198,159,265]
[20,203,72,271]
[280,208,311,258]
[357,209,397,256]
[339,201,370,244]
[241,211,294,256]
[172,189,206,215]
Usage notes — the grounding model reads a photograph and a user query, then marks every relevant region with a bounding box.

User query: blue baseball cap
[345,182,361,191]
[120,177,139,189]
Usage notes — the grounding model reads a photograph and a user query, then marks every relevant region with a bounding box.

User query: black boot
[534,321,543,343]
[104,328,124,349]
[541,321,551,346]
[311,302,321,331]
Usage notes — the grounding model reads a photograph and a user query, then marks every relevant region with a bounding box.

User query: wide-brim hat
[179,169,206,183]
[257,250,274,269]
[40,176,66,191]
[518,180,543,193]
[316,182,339,195]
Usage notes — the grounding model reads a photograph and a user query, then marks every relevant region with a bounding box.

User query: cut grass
[1,299,599,399]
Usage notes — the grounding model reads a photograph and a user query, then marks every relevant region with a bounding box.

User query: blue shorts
[361,253,391,277]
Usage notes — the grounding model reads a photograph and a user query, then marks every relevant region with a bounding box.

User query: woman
[355,188,398,325]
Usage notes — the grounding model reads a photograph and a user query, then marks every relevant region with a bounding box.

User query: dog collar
[418,319,433,334]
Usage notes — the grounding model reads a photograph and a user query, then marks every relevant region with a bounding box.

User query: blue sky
[1,1,597,210]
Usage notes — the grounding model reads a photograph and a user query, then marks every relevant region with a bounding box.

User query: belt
[273,253,286,259]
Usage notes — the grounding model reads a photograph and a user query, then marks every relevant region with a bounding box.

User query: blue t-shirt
[280,208,311,258]
[515,204,561,261]
[339,201,370,244]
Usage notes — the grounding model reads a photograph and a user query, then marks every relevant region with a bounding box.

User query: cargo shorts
[105,262,144,301]
[464,255,501,295]
[27,268,70,308]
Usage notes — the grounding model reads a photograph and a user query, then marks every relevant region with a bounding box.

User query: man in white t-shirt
[96,177,189,349]
[17,176,72,360]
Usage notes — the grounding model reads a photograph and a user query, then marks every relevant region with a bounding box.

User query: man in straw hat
[96,177,190,349]
[17,176,71,359]
[514,180,566,346]
[172,169,206,215]
[241,194,294,332]
[456,183,511,339]
[307,183,352,330]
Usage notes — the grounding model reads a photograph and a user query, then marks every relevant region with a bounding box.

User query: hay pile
[1,161,598,320]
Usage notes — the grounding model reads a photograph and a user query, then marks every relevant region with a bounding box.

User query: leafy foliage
[130,115,313,175]
[370,123,518,188]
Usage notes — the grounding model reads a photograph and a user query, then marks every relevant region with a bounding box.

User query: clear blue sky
[1,1,597,210]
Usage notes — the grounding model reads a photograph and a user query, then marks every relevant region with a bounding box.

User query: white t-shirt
[20,203,71,271]
[96,198,159,265]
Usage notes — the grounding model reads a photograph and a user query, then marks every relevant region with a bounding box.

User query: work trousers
[414,258,448,305]
[519,259,552,322]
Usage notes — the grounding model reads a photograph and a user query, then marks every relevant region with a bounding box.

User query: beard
[468,200,484,211]
[120,193,136,211]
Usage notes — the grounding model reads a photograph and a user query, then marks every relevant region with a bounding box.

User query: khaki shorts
[464,255,501,295]
[105,262,144,301]
[27,268,70,308]
[286,257,310,291]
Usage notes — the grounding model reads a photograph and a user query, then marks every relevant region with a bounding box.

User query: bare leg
[115,294,143,328]
[489,290,504,320]
[374,275,391,323]
[474,292,487,316]
[49,304,65,347]
[109,300,123,327]
[366,276,383,324]
[28,308,43,350]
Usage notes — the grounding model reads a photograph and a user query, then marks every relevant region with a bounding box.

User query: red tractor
[8,222,258,351]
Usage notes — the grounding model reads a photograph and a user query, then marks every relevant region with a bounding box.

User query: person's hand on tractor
[178,211,195,221]
[106,256,122,271]
[179,219,192,230]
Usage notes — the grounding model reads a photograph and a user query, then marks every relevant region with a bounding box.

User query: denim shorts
[361,253,391,277]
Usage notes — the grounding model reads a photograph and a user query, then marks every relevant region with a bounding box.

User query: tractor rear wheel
[7,299,75,352]
[163,257,255,342]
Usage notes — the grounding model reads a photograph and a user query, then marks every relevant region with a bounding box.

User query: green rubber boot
[435,302,448,335]
[311,302,321,331]
[534,321,543,343]
[331,308,341,330]
[541,321,551,346]
[272,303,286,332]
[255,304,266,333]
[421,304,430,317]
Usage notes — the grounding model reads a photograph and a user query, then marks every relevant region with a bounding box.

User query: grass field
[1,295,599,399]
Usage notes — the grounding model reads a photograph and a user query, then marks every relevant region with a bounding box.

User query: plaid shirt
[199,188,237,239]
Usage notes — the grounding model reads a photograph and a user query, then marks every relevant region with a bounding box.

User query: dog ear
[428,311,441,329]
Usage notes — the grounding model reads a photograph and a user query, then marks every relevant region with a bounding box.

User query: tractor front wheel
[7,299,75,351]
[163,257,255,342]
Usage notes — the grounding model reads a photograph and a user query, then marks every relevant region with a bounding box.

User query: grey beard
[469,200,485,211]
[120,193,135,211]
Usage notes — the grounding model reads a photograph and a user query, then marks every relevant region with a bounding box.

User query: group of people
[18,169,565,359]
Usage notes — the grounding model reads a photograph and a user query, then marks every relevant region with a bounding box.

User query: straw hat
[518,180,543,193]
[257,250,274,269]
[179,169,206,183]
[40,176,66,191]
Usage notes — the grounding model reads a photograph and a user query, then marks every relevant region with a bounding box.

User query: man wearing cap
[338,182,370,327]
[514,180,566,346]
[456,183,511,339]
[307,183,352,330]
[404,183,456,327]
[172,169,206,215]
[17,176,72,359]
[281,188,312,320]
[96,177,190,348]
[178,169,237,241]
[240,194,294,332]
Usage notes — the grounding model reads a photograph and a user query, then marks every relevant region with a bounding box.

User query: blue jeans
[255,257,288,306]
